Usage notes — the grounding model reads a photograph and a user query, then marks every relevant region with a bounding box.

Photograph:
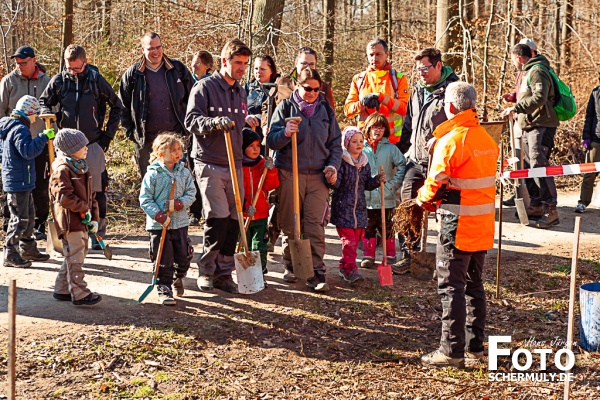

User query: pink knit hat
[342,126,363,149]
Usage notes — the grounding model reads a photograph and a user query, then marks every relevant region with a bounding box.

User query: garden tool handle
[40,114,56,173]
[244,167,268,232]
[152,179,176,280]
[291,130,301,241]
[380,166,386,263]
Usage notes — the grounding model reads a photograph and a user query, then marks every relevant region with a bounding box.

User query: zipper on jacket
[75,76,80,130]
[28,165,31,184]
[353,166,359,229]
[92,106,99,127]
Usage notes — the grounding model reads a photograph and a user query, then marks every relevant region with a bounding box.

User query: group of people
[1,32,590,370]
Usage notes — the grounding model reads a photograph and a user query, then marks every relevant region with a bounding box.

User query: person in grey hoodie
[185,39,253,295]
[0,46,52,240]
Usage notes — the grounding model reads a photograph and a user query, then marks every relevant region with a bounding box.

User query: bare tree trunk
[482,0,496,120]
[252,0,286,55]
[436,0,461,70]
[510,0,521,47]
[553,0,560,73]
[323,0,335,84]
[497,0,512,101]
[60,0,74,71]
[378,0,389,41]
[560,0,573,72]
[103,0,112,45]
[10,0,18,52]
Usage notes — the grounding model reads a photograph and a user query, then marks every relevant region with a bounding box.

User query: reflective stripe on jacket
[417,108,498,252]
[344,69,409,144]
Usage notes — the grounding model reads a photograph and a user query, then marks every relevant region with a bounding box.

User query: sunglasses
[301,86,320,93]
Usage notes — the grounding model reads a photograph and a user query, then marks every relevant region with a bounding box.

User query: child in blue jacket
[139,133,197,305]
[330,126,385,284]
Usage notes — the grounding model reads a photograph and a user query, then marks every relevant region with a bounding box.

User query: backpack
[60,65,106,123]
[356,68,402,99]
[528,64,576,121]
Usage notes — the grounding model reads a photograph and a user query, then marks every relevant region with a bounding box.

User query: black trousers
[400,160,428,201]
[436,234,487,358]
[32,151,50,233]
[5,191,35,253]
[149,226,193,288]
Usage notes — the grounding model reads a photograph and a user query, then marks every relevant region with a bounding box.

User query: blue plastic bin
[580,282,600,353]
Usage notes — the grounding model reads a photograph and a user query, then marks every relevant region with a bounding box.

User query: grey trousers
[578,142,600,206]
[5,191,35,254]
[54,231,91,301]
[523,126,558,206]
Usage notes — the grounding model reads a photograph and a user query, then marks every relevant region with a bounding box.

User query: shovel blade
[517,182,530,209]
[102,243,113,261]
[377,263,393,286]
[289,239,314,280]
[47,221,63,255]
[234,250,264,294]
[138,278,157,303]
[515,198,529,226]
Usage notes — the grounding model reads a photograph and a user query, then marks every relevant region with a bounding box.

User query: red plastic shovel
[377,166,393,286]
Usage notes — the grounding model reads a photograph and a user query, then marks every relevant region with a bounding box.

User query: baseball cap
[518,38,537,51]
[10,46,35,59]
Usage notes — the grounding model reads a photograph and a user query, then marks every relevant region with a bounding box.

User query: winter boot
[19,238,50,262]
[3,247,32,268]
[385,237,397,265]
[535,204,560,229]
[361,238,377,269]
[526,204,544,218]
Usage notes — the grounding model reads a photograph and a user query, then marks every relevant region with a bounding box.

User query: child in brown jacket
[49,128,102,305]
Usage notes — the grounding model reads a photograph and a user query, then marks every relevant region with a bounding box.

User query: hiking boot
[157,285,176,306]
[526,205,544,218]
[173,278,185,297]
[19,239,50,261]
[213,275,239,294]
[421,350,465,369]
[307,275,330,292]
[282,268,298,283]
[360,257,375,269]
[502,195,516,207]
[535,205,560,229]
[391,257,411,275]
[197,275,214,291]
[3,249,32,268]
[465,350,486,361]
[53,293,72,301]
[574,203,586,213]
[339,268,364,284]
[72,293,102,306]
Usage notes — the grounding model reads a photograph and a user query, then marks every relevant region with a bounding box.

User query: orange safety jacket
[344,66,409,145]
[417,108,499,252]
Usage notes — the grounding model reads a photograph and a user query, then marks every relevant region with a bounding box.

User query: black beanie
[242,127,261,152]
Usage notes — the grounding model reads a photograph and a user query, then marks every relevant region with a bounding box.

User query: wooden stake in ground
[8,279,17,400]
[496,138,504,299]
[564,216,581,400]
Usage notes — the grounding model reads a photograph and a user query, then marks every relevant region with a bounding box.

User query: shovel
[508,116,529,225]
[285,117,314,280]
[39,113,64,255]
[79,213,113,260]
[223,125,264,293]
[377,166,393,286]
[139,179,176,303]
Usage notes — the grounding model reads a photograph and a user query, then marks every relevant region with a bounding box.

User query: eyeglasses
[300,61,316,68]
[15,58,32,66]
[144,44,163,53]
[301,86,320,93]
[65,62,86,73]
[415,64,434,73]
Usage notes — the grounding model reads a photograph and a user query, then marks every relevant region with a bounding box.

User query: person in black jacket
[119,32,194,177]
[575,74,600,213]
[40,44,123,249]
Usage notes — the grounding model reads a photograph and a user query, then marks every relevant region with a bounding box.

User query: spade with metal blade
[377,166,393,286]
[80,213,113,260]
[508,115,529,225]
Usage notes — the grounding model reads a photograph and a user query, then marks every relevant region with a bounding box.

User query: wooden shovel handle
[152,179,176,280]
[291,131,301,240]
[285,117,302,123]
[380,166,386,264]
[244,167,268,231]
[40,114,56,173]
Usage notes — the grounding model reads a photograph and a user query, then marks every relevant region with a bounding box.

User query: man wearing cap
[0,46,52,240]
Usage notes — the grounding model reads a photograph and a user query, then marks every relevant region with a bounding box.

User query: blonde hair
[149,133,185,164]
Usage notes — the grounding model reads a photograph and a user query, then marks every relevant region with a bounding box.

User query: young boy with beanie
[0,95,53,267]
[49,128,102,305]
[241,127,279,274]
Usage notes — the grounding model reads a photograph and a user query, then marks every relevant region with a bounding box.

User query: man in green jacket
[502,43,560,229]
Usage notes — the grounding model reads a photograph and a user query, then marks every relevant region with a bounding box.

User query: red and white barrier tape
[502,162,600,179]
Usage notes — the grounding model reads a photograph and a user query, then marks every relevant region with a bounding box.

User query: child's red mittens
[174,199,184,211]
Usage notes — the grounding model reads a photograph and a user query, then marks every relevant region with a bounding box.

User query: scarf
[293,90,318,118]
[367,138,381,153]
[420,65,454,93]
[11,113,31,128]
[242,154,262,167]
[342,149,368,169]
[65,157,89,175]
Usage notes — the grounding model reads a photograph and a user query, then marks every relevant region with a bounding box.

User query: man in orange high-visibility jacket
[416,82,499,369]
[344,38,409,145]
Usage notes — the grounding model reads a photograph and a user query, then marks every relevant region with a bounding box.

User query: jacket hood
[147,159,185,174]
[0,117,21,140]
[341,149,369,168]
[523,54,551,71]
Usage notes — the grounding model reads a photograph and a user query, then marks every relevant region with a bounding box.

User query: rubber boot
[535,204,560,229]
[385,237,396,265]
[19,238,50,261]
[4,246,32,268]
[361,238,376,269]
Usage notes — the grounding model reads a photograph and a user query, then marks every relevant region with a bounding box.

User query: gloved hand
[583,139,592,151]
[98,134,112,152]
[323,165,337,184]
[43,128,55,140]
[212,116,234,131]
[88,221,98,234]
[154,211,171,229]
[81,211,92,225]
[362,93,380,110]
[165,199,175,213]
[264,157,274,170]
[416,197,437,213]
[174,199,184,211]
[246,205,256,218]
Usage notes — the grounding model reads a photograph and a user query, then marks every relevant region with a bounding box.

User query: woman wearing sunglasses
[267,68,342,292]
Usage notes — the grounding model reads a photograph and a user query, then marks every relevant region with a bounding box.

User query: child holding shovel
[330,126,385,284]
[139,133,196,305]
[241,128,279,274]
[361,113,406,271]
[50,128,101,305]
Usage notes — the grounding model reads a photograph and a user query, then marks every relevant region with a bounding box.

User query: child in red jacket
[242,128,279,273]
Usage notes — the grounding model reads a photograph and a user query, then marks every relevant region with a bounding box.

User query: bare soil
[1,190,599,399]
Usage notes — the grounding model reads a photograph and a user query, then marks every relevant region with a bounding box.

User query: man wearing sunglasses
[0,46,52,241]
[120,32,194,177]
[40,44,123,248]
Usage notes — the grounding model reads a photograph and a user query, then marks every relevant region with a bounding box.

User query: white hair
[445,82,477,112]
